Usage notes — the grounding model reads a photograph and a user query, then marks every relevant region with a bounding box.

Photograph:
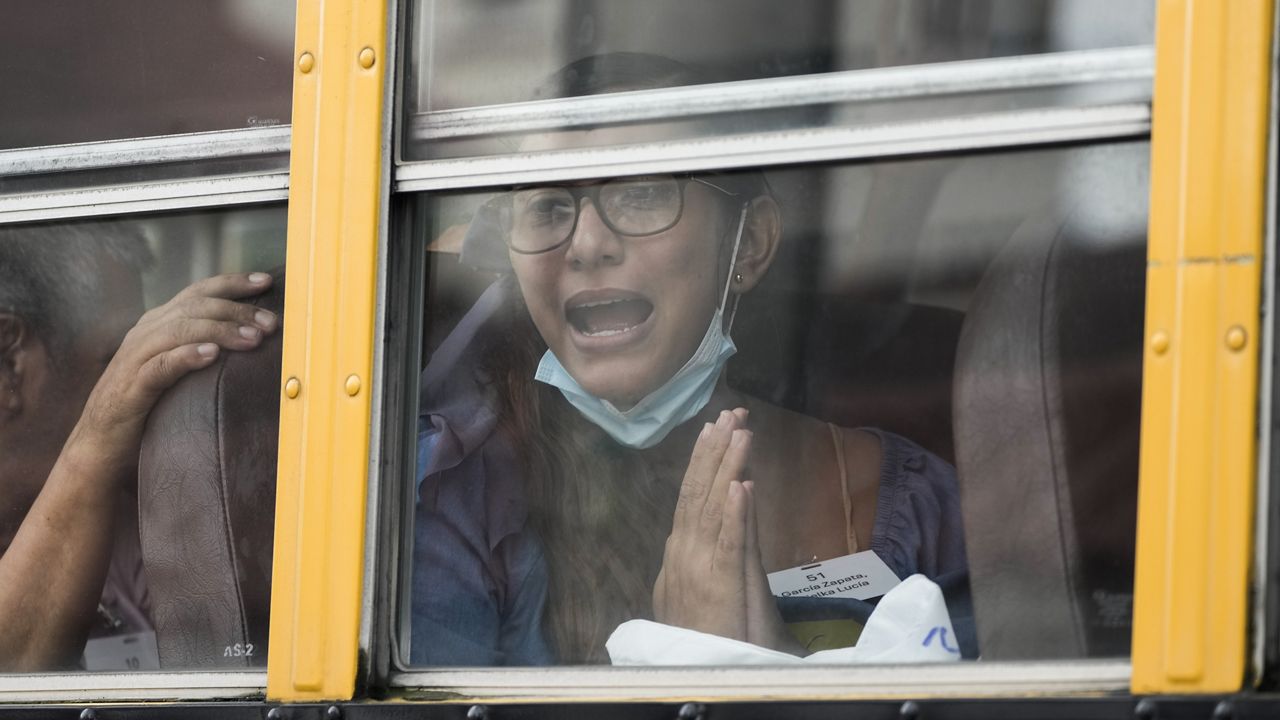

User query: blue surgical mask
[534,205,749,449]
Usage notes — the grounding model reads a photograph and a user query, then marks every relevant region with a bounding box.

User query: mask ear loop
[719,202,750,335]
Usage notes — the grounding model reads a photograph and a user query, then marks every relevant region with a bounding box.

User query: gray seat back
[954,202,1145,659]
[136,280,282,668]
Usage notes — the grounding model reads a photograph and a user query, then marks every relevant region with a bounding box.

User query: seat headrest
[137,278,283,668]
[954,206,1144,659]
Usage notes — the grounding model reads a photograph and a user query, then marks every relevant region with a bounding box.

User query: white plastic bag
[606,574,961,665]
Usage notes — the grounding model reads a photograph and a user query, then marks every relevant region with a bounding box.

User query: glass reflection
[408,142,1149,666]
[402,0,1154,159]
[0,208,285,671]
[0,1,294,150]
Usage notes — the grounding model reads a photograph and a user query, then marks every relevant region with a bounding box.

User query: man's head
[0,222,152,549]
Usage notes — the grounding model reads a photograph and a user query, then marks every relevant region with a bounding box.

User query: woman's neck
[639,379,751,464]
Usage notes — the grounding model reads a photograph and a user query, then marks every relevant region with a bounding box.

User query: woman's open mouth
[564,290,655,348]
[566,297,654,336]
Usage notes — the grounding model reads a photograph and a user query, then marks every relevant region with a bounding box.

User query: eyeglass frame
[492,174,744,256]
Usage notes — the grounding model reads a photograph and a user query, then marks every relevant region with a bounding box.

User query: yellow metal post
[1132,0,1274,693]
[267,0,389,701]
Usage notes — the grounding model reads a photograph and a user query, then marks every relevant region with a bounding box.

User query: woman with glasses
[412,54,971,666]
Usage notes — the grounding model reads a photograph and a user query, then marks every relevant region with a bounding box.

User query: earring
[733,273,744,284]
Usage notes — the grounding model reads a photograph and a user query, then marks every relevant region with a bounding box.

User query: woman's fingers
[712,481,748,574]
[652,565,667,614]
[673,411,737,534]
[743,481,765,590]
[741,481,805,654]
[697,427,751,543]
[709,480,750,640]
[657,407,754,640]
[743,481,776,628]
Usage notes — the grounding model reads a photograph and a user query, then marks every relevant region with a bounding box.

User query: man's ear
[0,313,32,417]
[730,195,782,294]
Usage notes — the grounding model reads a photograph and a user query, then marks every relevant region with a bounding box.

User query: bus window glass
[402,141,1149,667]
[0,205,286,672]
[401,0,1154,160]
[0,1,294,150]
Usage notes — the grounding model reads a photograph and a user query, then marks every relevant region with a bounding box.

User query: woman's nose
[565,197,624,269]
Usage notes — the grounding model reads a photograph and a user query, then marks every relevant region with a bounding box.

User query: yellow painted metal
[1132,0,1274,694]
[266,0,389,702]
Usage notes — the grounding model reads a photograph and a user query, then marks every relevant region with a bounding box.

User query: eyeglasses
[491,175,740,255]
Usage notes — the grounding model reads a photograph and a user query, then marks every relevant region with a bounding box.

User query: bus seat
[800,298,961,464]
[136,278,283,668]
[731,292,962,464]
[953,205,1145,659]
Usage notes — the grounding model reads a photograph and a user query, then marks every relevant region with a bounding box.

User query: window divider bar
[0,173,290,224]
[408,46,1153,143]
[0,126,292,178]
[387,660,1131,700]
[394,103,1151,193]
[0,672,266,704]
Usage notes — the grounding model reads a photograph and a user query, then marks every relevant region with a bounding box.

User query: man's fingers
[698,427,751,542]
[134,343,220,398]
[74,274,274,443]
[124,274,278,367]
[711,481,748,576]
[125,317,267,363]
[172,271,273,303]
[170,296,278,331]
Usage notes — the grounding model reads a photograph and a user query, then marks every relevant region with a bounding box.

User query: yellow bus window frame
[267,0,390,702]
[1132,0,1275,694]
[264,0,1279,702]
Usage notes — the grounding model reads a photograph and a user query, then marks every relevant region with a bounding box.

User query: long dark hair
[463,273,674,663]
[485,53,771,663]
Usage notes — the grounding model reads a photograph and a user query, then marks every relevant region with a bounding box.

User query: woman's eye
[524,197,575,226]
[616,184,669,209]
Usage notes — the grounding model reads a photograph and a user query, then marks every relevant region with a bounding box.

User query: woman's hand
[741,479,800,652]
[653,408,799,653]
[74,271,277,469]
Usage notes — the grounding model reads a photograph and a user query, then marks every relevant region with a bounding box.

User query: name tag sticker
[767,550,901,601]
[82,631,160,672]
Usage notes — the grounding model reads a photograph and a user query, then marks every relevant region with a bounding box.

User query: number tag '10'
[82,631,160,671]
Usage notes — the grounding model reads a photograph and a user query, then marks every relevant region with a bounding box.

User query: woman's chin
[559,361,656,410]
[574,377,646,410]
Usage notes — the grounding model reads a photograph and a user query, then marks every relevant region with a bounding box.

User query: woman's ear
[731,195,782,293]
[0,313,31,418]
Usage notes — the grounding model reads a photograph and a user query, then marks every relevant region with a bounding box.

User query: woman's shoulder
[744,402,966,576]
[761,414,976,659]
[851,427,966,580]
[859,428,953,484]
[752,403,961,555]
[804,419,955,562]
